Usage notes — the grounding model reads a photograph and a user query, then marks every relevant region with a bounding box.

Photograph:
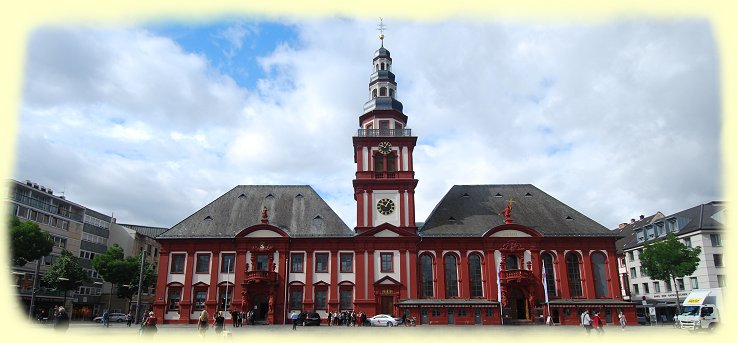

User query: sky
[12,17,722,231]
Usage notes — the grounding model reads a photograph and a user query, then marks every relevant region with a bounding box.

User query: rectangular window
[717,275,726,288]
[684,237,692,248]
[710,234,721,247]
[640,267,647,278]
[665,280,672,292]
[290,287,303,310]
[340,253,353,273]
[194,290,207,311]
[339,287,353,310]
[627,251,634,262]
[677,278,685,291]
[170,254,185,273]
[432,309,441,317]
[630,267,637,278]
[195,254,210,274]
[256,254,269,271]
[633,284,639,295]
[315,253,329,272]
[380,253,393,273]
[168,288,181,311]
[458,308,467,317]
[653,282,661,293]
[643,283,649,294]
[690,277,699,289]
[714,254,723,267]
[291,253,304,273]
[220,253,235,273]
[485,308,494,317]
[314,288,327,310]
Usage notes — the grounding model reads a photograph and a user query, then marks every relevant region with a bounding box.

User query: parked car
[295,312,321,326]
[636,313,648,325]
[94,312,127,323]
[368,314,401,327]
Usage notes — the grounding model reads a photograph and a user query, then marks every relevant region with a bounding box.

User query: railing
[355,171,415,180]
[499,269,534,281]
[356,129,412,137]
[243,270,279,283]
[12,193,83,222]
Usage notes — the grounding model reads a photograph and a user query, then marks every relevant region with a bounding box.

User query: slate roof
[621,201,725,250]
[420,184,618,238]
[118,224,168,239]
[158,185,352,239]
[612,212,664,254]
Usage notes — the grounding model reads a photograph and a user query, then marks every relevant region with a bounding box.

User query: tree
[639,233,701,314]
[92,245,156,306]
[43,249,90,306]
[9,216,54,266]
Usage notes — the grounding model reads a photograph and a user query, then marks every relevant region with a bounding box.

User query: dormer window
[636,229,645,242]
[667,218,679,232]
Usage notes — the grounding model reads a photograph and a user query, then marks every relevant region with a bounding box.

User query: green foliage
[640,233,701,282]
[93,245,156,300]
[9,216,54,266]
[42,249,89,292]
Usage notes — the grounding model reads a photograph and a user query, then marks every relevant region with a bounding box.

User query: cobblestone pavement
[26,321,716,339]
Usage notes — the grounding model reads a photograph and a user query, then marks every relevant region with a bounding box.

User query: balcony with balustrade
[243,270,279,285]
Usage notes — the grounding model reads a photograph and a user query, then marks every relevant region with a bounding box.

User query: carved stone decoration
[526,261,532,271]
[500,285,509,307]
[500,241,523,252]
[261,207,269,224]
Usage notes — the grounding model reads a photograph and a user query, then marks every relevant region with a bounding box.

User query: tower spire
[377,18,386,46]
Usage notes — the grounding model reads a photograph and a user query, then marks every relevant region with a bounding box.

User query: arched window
[506,255,519,270]
[380,87,387,96]
[468,254,483,297]
[389,89,395,98]
[372,89,377,98]
[591,252,609,297]
[381,62,385,70]
[421,254,434,298]
[566,253,583,297]
[444,254,459,298]
[541,252,556,299]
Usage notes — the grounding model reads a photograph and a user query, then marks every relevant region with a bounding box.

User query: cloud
[14,19,721,230]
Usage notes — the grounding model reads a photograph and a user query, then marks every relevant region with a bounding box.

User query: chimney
[618,223,626,229]
[25,180,32,186]
[630,218,635,223]
[639,215,645,220]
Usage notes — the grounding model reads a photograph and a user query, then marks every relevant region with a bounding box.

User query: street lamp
[57,277,70,315]
[134,251,147,324]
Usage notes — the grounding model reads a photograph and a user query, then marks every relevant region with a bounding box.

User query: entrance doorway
[474,308,482,324]
[381,296,394,315]
[509,288,529,320]
[250,293,269,322]
[447,308,455,324]
[421,309,428,324]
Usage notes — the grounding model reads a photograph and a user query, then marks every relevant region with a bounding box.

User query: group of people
[326,311,368,326]
[198,309,256,338]
[580,309,624,335]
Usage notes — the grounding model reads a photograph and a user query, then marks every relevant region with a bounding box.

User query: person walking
[402,312,407,327]
[291,312,299,330]
[102,310,110,327]
[618,311,626,330]
[212,311,225,336]
[327,311,332,326]
[198,309,209,338]
[126,312,133,327]
[592,311,605,335]
[53,307,70,332]
[580,310,592,336]
[141,311,158,337]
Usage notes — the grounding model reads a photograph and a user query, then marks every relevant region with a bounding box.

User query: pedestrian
[592,311,605,335]
[102,310,110,327]
[402,312,407,327]
[361,312,367,327]
[141,311,158,337]
[125,312,133,327]
[291,312,299,330]
[198,309,209,338]
[618,311,626,330]
[53,307,70,332]
[327,311,332,326]
[231,309,239,328]
[580,310,592,336]
[212,311,225,336]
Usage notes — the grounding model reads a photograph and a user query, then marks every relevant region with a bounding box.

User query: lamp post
[57,277,70,318]
[28,258,42,319]
[134,250,147,324]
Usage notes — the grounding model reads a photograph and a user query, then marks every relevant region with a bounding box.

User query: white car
[94,312,128,323]
[369,314,400,327]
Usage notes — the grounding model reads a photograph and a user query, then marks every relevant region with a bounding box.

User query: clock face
[376,198,395,215]
[378,141,392,155]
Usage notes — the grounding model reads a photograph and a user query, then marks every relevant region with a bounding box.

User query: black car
[295,312,321,326]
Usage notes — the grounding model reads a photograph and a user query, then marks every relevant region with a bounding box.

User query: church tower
[353,29,418,234]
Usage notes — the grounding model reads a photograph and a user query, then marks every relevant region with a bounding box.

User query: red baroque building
[152,36,636,326]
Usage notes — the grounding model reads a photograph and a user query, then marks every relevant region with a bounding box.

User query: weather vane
[377,18,387,41]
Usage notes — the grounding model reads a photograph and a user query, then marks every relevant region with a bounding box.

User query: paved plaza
[24,321,715,340]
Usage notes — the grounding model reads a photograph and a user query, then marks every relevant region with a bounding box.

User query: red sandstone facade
[151,36,635,326]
